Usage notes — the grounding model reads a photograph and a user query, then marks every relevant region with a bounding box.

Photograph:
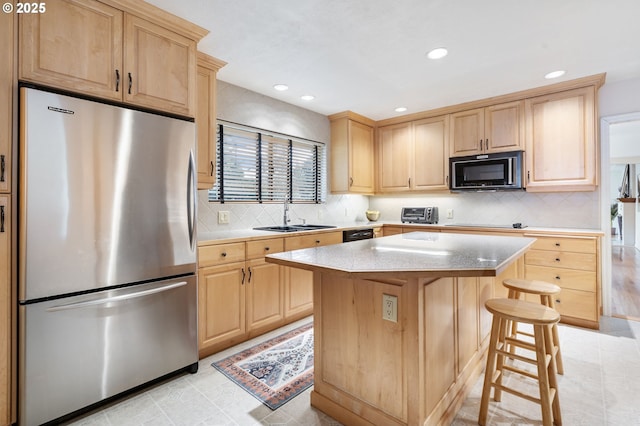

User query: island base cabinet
[311,272,494,426]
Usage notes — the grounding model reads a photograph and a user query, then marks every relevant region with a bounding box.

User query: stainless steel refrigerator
[18,87,198,426]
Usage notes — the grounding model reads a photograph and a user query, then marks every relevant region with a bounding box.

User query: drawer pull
[555,258,560,262]
[555,299,561,303]
[555,242,561,247]
[315,240,320,244]
[265,247,270,251]
[555,276,561,280]
[221,252,227,257]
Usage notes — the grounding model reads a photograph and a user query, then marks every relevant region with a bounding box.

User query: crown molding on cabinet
[101,0,209,41]
[374,73,606,128]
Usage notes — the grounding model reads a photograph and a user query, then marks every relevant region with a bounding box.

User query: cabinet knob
[555,242,561,247]
[265,246,270,251]
[555,299,561,304]
[221,252,227,257]
[315,240,320,244]
[555,258,560,262]
[555,275,561,280]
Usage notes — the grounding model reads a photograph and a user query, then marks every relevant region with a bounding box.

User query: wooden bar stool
[503,278,564,374]
[479,298,562,426]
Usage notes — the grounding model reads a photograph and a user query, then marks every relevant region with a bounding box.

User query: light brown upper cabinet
[329,111,375,194]
[0,13,12,195]
[378,115,449,192]
[19,0,207,117]
[524,86,597,192]
[449,101,524,157]
[196,52,226,189]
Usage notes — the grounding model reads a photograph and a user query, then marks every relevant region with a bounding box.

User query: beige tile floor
[66,315,640,426]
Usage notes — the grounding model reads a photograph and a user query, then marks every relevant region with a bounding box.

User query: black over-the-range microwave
[449,151,524,191]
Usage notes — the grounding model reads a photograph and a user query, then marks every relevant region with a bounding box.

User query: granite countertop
[197,221,603,246]
[265,231,536,279]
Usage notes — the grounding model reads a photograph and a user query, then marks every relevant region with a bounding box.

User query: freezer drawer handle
[45,281,188,312]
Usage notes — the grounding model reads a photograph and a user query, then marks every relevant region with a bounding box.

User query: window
[209,121,326,203]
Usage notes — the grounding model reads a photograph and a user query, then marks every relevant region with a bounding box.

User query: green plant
[611,203,619,223]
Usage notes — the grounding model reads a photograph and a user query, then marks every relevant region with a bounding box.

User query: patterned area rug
[212,323,314,410]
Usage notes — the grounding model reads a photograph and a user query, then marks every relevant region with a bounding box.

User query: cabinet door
[450,108,484,156]
[525,86,596,191]
[124,14,196,117]
[0,12,12,194]
[378,123,411,191]
[246,259,284,332]
[484,101,524,153]
[196,65,216,189]
[349,120,375,193]
[0,196,11,425]
[412,116,449,190]
[197,263,246,353]
[283,266,313,319]
[19,0,123,101]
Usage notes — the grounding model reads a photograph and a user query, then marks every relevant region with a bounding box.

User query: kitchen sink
[253,224,337,233]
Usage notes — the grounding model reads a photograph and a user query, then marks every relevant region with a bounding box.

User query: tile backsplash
[369,191,600,229]
[197,190,370,232]
[198,190,600,232]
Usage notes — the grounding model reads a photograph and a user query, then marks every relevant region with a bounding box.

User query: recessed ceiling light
[273,84,289,91]
[427,47,448,60]
[544,70,566,79]
[301,95,315,101]
[395,107,408,112]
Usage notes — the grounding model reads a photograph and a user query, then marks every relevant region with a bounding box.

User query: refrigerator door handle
[45,281,188,312]
[187,151,196,250]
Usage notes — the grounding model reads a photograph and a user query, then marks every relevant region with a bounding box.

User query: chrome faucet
[283,197,290,226]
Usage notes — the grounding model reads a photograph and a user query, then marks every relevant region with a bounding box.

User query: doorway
[601,114,640,320]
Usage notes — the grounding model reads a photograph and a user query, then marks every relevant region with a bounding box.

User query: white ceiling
[147,0,640,121]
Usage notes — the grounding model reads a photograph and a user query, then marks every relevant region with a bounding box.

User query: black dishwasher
[343,228,374,242]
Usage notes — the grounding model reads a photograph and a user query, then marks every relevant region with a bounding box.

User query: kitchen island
[266,231,535,426]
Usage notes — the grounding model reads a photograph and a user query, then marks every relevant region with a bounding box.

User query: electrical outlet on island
[382,294,398,323]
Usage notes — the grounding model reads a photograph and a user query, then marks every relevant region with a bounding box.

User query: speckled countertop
[197,221,602,245]
[265,231,536,279]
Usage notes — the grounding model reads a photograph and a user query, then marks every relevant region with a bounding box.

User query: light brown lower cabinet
[197,231,343,357]
[523,233,600,328]
[0,195,12,425]
[197,238,285,357]
[282,231,343,320]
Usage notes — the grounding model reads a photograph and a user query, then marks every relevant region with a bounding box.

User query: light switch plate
[218,211,230,224]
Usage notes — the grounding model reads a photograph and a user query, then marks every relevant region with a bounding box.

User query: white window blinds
[209,122,326,203]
